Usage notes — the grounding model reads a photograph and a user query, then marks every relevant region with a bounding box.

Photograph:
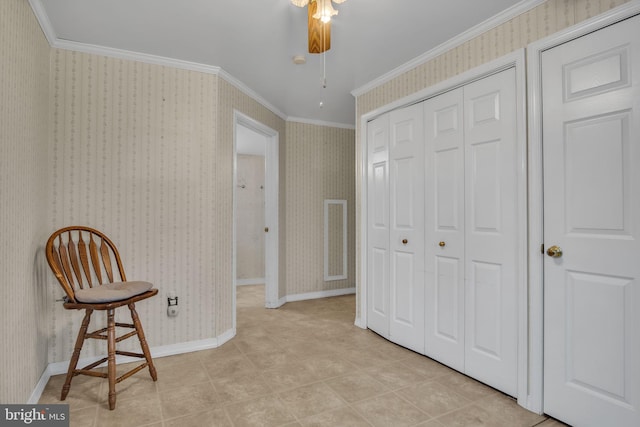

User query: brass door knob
[402,239,408,244]
[264,227,269,233]
[439,241,446,247]
[546,245,562,258]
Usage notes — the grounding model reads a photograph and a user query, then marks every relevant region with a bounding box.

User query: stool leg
[106,309,117,410]
[62,309,93,401]
[129,303,157,381]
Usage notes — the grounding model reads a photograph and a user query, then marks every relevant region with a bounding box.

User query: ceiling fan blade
[308,1,331,54]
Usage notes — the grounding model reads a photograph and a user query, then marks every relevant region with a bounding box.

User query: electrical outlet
[167,290,178,317]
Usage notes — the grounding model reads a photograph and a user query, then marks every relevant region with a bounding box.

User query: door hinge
[541,243,544,254]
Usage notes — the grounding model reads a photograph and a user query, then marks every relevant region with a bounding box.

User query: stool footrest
[79,357,108,372]
[86,328,140,342]
[116,330,138,342]
[116,362,148,384]
[115,350,145,358]
[75,369,108,378]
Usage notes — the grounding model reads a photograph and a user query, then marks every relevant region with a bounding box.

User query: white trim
[285,287,356,303]
[236,278,266,286]
[513,49,531,413]
[356,89,368,330]
[286,116,356,130]
[354,316,367,329]
[263,287,356,309]
[358,49,529,409]
[28,0,56,45]
[219,70,287,121]
[53,40,222,76]
[233,111,280,318]
[525,0,640,416]
[266,296,287,309]
[27,367,52,404]
[351,0,544,97]
[324,199,348,282]
[28,330,235,404]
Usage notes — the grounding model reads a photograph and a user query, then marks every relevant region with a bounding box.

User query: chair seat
[74,281,153,303]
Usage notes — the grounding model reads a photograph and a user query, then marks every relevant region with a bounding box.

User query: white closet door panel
[464,68,518,396]
[367,115,390,337]
[389,103,425,353]
[542,14,640,427]
[424,88,465,371]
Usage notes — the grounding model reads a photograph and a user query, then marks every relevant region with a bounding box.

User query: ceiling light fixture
[291,0,347,53]
[291,0,347,109]
[313,0,338,23]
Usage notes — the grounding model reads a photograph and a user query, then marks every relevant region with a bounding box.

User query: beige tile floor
[40,285,569,427]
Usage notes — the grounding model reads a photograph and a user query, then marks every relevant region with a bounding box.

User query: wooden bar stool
[45,226,158,410]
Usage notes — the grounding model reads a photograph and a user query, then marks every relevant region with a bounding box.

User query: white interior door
[542,14,640,427]
[367,114,391,338]
[388,104,425,353]
[463,68,518,396]
[424,87,466,371]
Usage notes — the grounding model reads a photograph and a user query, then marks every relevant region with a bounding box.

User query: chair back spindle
[46,227,127,303]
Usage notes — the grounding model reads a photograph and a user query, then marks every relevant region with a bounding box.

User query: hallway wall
[0,0,51,403]
[285,122,355,296]
[47,48,221,360]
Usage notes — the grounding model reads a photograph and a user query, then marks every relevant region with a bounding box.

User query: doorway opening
[233,111,279,331]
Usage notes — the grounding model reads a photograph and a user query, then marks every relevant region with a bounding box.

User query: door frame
[526,0,640,416]
[233,110,280,330]
[357,49,529,407]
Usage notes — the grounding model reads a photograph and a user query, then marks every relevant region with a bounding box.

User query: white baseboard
[354,317,367,329]
[265,296,286,309]
[285,287,355,303]
[236,278,265,286]
[264,287,355,308]
[28,328,236,404]
[28,367,53,404]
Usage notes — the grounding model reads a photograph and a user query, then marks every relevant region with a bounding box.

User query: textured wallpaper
[236,154,266,281]
[47,46,331,358]
[353,0,631,319]
[0,0,51,403]
[47,48,221,361]
[285,122,355,295]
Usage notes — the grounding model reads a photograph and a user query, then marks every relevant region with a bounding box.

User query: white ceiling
[33,0,530,127]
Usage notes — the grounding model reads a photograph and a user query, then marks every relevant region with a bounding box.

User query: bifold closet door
[463,68,518,396]
[367,114,391,337]
[366,103,425,354]
[424,87,466,372]
[424,68,518,396]
[388,104,425,353]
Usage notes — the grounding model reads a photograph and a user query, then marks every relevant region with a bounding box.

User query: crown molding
[351,0,545,97]
[53,39,222,75]
[28,0,56,45]
[28,0,288,122]
[217,69,288,121]
[286,116,356,130]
